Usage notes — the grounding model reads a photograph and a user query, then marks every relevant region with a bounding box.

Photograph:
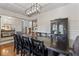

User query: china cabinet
[51,18,68,51]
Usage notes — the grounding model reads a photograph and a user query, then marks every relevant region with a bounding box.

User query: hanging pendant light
[25,3,41,17]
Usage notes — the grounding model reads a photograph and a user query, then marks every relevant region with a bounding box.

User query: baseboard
[0,39,14,45]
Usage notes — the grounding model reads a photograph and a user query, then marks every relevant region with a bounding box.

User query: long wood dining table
[22,34,71,56]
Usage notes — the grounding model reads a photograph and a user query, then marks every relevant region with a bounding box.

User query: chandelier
[25,3,41,17]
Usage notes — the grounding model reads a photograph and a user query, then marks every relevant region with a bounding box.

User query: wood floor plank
[0,43,16,56]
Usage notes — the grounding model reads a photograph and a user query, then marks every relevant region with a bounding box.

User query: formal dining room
[0,3,79,56]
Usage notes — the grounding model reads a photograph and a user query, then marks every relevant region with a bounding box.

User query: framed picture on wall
[4,24,12,30]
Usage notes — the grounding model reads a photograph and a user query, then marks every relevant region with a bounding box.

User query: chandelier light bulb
[25,3,41,17]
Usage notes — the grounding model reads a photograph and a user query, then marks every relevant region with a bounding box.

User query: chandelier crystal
[25,3,41,17]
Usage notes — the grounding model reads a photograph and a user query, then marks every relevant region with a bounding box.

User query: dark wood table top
[22,34,70,55]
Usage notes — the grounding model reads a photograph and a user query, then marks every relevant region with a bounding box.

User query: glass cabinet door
[59,24,64,35]
[51,23,57,34]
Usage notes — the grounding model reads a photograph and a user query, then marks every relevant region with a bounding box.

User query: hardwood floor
[0,43,16,56]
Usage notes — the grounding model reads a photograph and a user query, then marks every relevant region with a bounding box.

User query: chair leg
[29,52,31,56]
[16,49,19,55]
[22,50,25,56]
[21,50,23,56]
[14,45,16,52]
[29,51,32,56]
[24,51,26,56]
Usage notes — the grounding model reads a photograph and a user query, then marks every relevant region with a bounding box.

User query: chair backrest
[14,34,18,44]
[22,36,30,49]
[14,33,23,47]
[31,38,45,56]
[16,32,22,35]
[73,36,79,55]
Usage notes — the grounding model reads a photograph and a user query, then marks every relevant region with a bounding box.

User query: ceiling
[0,3,70,17]
[0,3,47,16]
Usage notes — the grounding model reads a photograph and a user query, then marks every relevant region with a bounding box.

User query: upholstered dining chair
[73,36,79,56]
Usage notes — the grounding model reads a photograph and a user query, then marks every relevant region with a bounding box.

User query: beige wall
[1,15,22,32]
[1,15,32,34]
[37,4,79,48]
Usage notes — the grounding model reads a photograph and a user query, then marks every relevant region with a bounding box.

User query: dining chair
[14,34,17,52]
[64,36,79,56]
[14,34,23,56]
[73,36,79,55]
[22,36,32,56]
[31,38,45,56]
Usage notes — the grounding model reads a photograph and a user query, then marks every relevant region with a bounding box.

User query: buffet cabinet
[1,30,15,38]
[51,18,68,51]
